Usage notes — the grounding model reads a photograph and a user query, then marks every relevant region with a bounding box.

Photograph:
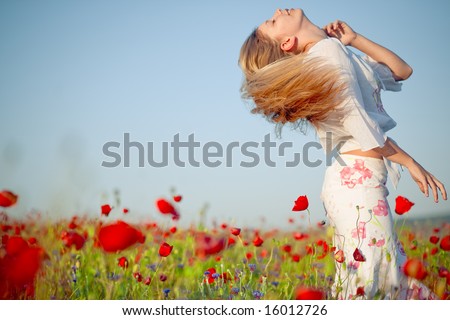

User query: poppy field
[0,190,449,300]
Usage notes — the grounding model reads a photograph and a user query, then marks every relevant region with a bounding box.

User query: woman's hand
[323,20,357,46]
[406,159,447,202]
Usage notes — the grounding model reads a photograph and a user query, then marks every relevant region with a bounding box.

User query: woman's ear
[280,36,297,52]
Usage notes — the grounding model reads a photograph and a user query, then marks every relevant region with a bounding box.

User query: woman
[239,8,447,299]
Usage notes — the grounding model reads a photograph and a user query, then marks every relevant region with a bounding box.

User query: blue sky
[1,0,449,229]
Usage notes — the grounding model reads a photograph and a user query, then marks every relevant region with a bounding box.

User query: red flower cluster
[61,231,86,250]
[194,233,225,259]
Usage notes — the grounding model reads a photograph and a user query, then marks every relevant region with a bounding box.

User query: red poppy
[159,242,173,257]
[169,226,177,233]
[403,258,427,280]
[97,220,145,252]
[143,276,151,285]
[204,267,216,284]
[292,195,309,211]
[246,252,253,260]
[292,254,301,262]
[395,196,414,215]
[429,236,440,244]
[61,231,86,250]
[159,274,167,282]
[173,195,182,202]
[353,248,366,262]
[0,190,18,208]
[220,223,228,229]
[117,256,128,269]
[281,244,292,253]
[123,208,129,214]
[133,272,143,282]
[101,204,112,216]
[293,232,309,240]
[294,287,326,300]
[230,227,241,236]
[155,198,179,220]
[440,235,450,251]
[334,249,345,263]
[253,235,264,247]
[227,237,236,246]
[0,236,46,299]
[194,233,226,259]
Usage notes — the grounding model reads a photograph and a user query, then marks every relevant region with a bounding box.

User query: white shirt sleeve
[311,39,388,151]
[361,55,403,92]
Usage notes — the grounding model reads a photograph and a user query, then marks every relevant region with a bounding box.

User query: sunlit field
[1,190,449,300]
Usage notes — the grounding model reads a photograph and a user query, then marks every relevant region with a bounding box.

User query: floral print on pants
[321,154,434,299]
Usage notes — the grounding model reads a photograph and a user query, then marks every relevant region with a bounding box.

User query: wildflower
[0,190,18,207]
[395,196,414,215]
[159,242,173,257]
[252,290,263,299]
[155,198,179,220]
[440,235,450,251]
[133,272,143,282]
[248,264,257,272]
[292,195,309,211]
[294,287,326,300]
[173,195,182,202]
[61,231,86,250]
[101,204,112,216]
[403,258,427,280]
[143,276,151,285]
[159,274,167,282]
[230,227,241,236]
[253,235,264,247]
[97,220,145,253]
[117,256,128,269]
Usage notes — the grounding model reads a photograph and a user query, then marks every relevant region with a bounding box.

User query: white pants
[321,154,433,299]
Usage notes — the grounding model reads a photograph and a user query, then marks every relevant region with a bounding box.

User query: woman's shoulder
[308,37,346,55]
[308,37,353,68]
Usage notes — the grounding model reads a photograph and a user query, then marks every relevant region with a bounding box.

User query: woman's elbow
[395,65,413,81]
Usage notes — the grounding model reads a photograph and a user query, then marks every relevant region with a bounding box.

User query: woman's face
[257,8,305,42]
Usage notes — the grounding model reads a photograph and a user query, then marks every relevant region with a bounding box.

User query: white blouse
[307,37,402,188]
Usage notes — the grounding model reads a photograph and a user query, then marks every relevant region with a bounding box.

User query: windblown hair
[239,28,347,136]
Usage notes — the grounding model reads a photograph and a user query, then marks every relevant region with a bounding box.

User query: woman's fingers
[426,176,439,202]
[430,174,447,201]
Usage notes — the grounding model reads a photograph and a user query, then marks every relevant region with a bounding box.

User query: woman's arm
[323,20,413,80]
[373,138,447,202]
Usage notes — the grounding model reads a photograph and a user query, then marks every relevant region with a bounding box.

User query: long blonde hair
[239,28,346,136]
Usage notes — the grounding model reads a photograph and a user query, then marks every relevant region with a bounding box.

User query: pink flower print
[372,200,388,216]
[340,160,373,189]
[368,238,385,247]
[353,159,373,180]
[347,260,360,271]
[351,222,366,239]
[340,166,355,180]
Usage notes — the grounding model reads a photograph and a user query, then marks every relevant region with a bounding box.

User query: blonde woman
[239,8,447,299]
